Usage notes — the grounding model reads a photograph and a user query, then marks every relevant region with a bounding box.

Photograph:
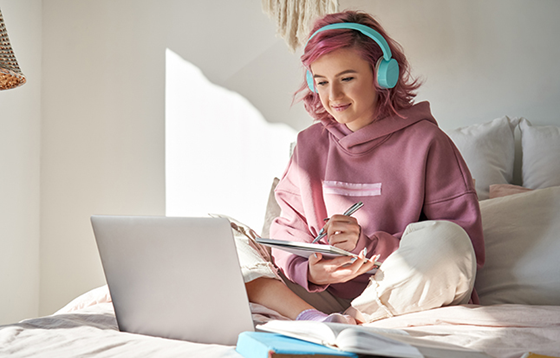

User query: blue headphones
[305,23,399,92]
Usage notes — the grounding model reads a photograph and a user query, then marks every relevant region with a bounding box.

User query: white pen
[312,201,364,243]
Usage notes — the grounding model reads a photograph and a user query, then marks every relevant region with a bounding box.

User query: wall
[341,0,560,131]
[39,0,301,316]
[40,0,165,316]
[0,0,558,322]
[0,0,42,324]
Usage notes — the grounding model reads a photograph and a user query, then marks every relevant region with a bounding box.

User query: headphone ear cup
[306,70,316,92]
[375,57,399,89]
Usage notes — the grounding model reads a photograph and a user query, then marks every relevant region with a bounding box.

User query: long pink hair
[295,11,421,122]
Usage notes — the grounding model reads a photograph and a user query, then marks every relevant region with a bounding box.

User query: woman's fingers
[337,250,374,277]
[308,250,376,285]
[308,252,322,265]
[354,255,376,276]
[325,215,361,251]
[327,215,359,231]
[308,254,362,285]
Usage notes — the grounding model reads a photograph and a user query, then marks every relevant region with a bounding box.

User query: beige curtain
[262,0,339,52]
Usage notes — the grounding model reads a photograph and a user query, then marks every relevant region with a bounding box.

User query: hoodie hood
[320,101,437,154]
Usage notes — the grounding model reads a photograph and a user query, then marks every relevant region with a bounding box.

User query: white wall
[40,0,166,316]
[39,0,301,316]
[0,0,41,324]
[342,0,560,131]
[1,0,559,322]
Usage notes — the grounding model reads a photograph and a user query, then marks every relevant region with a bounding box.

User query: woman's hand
[307,250,376,286]
[322,214,361,251]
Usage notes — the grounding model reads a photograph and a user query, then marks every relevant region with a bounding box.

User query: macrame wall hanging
[262,0,339,52]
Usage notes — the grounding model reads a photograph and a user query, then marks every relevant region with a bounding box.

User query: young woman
[243,10,484,324]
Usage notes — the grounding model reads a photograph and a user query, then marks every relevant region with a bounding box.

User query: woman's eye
[342,77,354,82]
[316,81,328,86]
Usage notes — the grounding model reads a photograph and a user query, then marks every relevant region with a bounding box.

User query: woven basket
[0,8,26,90]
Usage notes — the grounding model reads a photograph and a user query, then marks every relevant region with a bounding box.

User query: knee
[233,235,281,283]
[402,220,473,255]
[399,221,476,277]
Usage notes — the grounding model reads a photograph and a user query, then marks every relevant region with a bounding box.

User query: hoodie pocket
[322,181,382,197]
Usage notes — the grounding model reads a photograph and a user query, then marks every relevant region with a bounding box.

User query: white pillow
[519,118,560,189]
[475,186,560,305]
[446,116,520,200]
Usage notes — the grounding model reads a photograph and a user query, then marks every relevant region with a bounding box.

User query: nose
[329,82,343,100]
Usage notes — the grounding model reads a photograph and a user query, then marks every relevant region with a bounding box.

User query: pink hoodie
[270,102,484,300]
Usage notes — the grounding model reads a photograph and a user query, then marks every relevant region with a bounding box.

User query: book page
[257,320,339,346]
[351,326,492,358]
[256,320,419,357]
[258,320,492,358]
[335,328,422,358]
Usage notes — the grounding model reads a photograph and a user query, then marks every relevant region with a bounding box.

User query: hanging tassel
[262,0,339,52]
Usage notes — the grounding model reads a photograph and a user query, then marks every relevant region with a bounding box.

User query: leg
[245,277,314,320]
[279,270,352,315]
[346,220,476,323]
[245,277,355,323]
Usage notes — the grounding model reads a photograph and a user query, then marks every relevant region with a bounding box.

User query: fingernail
[314,253,318,259]
[362,247,367,256]
[323,218,329,222]
[349,257,358,263]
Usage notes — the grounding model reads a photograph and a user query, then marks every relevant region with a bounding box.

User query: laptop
[91,215,255,345]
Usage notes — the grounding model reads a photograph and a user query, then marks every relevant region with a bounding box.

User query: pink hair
[295,10,421,122]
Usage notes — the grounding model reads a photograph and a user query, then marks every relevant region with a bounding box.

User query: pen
[312,201,364,243]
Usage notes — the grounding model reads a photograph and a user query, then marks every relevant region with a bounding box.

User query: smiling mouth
[332,104,351,112]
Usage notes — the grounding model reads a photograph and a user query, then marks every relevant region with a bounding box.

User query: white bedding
[1,285,559,358]
[0,303,239,357]
[368,304,560,358]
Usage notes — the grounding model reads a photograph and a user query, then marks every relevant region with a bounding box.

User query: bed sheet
[0,285,289,358]
[0,303,242,358]
[368,304,560,358]
[1,286,559,358]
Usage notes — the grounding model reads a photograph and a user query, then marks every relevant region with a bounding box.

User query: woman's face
[310,47,378,132]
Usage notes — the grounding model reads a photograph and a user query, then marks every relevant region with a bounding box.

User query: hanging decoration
[262,0,339,52]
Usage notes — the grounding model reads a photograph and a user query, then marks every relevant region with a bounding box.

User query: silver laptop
[91,215,255,345]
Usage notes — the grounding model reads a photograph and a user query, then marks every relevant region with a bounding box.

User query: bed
[1,116,559,358]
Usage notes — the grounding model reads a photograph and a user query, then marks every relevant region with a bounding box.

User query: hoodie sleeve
[422,133,485,270]
[269,165,330,292]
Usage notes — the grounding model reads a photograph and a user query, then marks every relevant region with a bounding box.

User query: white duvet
[1,286,559,358]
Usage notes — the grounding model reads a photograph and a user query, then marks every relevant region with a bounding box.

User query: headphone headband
[306,23,393,61]
[305,22,399,90]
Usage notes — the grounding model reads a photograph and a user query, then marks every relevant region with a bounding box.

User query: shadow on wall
[165,49,297,230]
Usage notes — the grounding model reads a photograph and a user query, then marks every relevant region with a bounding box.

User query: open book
[257,320,492,358]
[255,238,381,274]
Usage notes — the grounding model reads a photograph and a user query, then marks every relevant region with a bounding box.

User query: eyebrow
[313,69,358,79]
